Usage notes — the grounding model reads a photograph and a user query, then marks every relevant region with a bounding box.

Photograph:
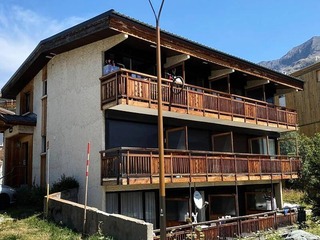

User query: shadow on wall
[45,191,153,240]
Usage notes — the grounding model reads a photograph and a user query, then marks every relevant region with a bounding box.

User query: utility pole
[148,1,166,239]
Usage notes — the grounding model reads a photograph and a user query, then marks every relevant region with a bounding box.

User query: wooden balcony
[100,148,301,185]
[153,210,297,239]
[100,69,298,130]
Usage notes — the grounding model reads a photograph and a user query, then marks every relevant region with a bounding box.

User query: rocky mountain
[259,36,320,74]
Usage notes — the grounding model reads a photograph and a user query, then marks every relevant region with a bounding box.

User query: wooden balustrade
[100,69,298,129]
[153,210,298,240]
[100,148,301,185]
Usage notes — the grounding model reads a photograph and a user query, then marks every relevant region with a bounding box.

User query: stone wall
[46,193,153,240]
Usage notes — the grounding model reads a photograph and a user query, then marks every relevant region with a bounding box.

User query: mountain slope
[259,36,320,74]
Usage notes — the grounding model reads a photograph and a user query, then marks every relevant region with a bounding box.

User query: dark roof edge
[1,9,116,98]
[111,11,304,89]
[290,61,320,77]
[0,112,37,126]
[1,9,304,97]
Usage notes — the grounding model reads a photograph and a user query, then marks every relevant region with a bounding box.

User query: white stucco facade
[25,36,129,209]
[46,41,104,208]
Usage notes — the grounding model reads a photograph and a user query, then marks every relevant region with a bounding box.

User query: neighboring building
[0,98,16,113]
[0,106,15,184]
[0,10,303,228]
[285,62,320,136]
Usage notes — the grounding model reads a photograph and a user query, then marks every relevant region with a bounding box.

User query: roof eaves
[111,11,304,89]
[1,9,304,97]
[1,9,116,98]
[291,61,320,77]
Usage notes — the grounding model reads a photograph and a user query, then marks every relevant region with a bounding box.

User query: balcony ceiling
[2,9,304,99]
[109,104,293,133]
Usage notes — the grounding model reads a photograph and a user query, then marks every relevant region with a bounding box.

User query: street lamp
[148,1,166,239]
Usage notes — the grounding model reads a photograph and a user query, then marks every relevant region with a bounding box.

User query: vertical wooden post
[82,142,90,236]
[45,141,50,219]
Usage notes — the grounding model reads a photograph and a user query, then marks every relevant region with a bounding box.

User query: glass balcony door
[166,126,188,150]
[212,132,234,153]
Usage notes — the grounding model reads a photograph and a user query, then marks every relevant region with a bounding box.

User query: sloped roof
[0,113,37,127]
[291,61,320,77]
[1,9,304,98]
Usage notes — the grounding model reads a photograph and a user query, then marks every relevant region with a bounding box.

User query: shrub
[16,185,46,209]
[51,174,79,193]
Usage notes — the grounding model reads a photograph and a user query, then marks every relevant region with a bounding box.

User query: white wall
[42,37,126,209]
[32,71,43,185]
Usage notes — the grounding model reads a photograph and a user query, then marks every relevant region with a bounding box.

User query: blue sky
[0,0,319,89]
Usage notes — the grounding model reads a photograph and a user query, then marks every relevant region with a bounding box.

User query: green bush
[51,174,79,193]
[16,185,46,209]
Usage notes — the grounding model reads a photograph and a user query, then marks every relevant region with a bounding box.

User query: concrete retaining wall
[47,193,153,240]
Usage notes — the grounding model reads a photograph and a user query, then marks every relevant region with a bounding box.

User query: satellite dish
[193,191,203,210]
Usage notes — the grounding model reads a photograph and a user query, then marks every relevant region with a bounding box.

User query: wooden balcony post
[170,152,173,182]
[259,156,262,180]
[126,72,129,105]
[116,73,119,105]
[255,102,258,124]
[231,96,234,121]
[150,152,153,184]
[186,86,190,114]
[266,103,269,126]
[218,93,221,119]
[220,154,223,180]
[276,107,279,128]
[202,89,205,117]
[189,152,192,182]
[205,154,208,182]
[148,78,151,108]
[126,150,130,183]
[118,151,122,185]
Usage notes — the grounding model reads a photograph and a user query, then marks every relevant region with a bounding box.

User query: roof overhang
[0,113,37,132]
[1,10,304,98]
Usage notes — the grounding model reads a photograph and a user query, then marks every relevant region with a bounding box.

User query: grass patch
[0,206,113,240]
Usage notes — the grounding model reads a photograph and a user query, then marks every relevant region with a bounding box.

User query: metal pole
[157,20,167,240]
[83,142,90,236]
[148,1,166,239]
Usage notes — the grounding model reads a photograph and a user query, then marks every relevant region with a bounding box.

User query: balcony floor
[108,103,296,133]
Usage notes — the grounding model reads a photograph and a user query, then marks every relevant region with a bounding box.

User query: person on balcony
[103,59,118,75]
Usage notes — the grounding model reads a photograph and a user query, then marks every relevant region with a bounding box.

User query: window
[106,193,119,214]
[105,191,156,226]
[41,136,47,153]
[250,138,267,154]
[25,92,31,113]
[279,95,286,107]
[42,65,48,96]
[212,132,234,152]
[20,91,32,114]
[166,198,189,223]
[249,137,276,155]
[245,191,276,213]
[145,192,156,226]
[317,70,320,82]
[166,126,188,150]
[209,194,236,219]
[43,80,47,96]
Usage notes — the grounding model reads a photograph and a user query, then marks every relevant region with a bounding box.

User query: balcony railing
[100,69,298,129]
[153,210,297,239]
[100,147,301,185]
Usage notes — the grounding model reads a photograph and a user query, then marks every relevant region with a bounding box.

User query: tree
[299,133,320,216]
[280,132,320,215]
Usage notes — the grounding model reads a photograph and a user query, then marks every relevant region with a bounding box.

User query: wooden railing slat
[100,69,298,128]
[101,148,301,183]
